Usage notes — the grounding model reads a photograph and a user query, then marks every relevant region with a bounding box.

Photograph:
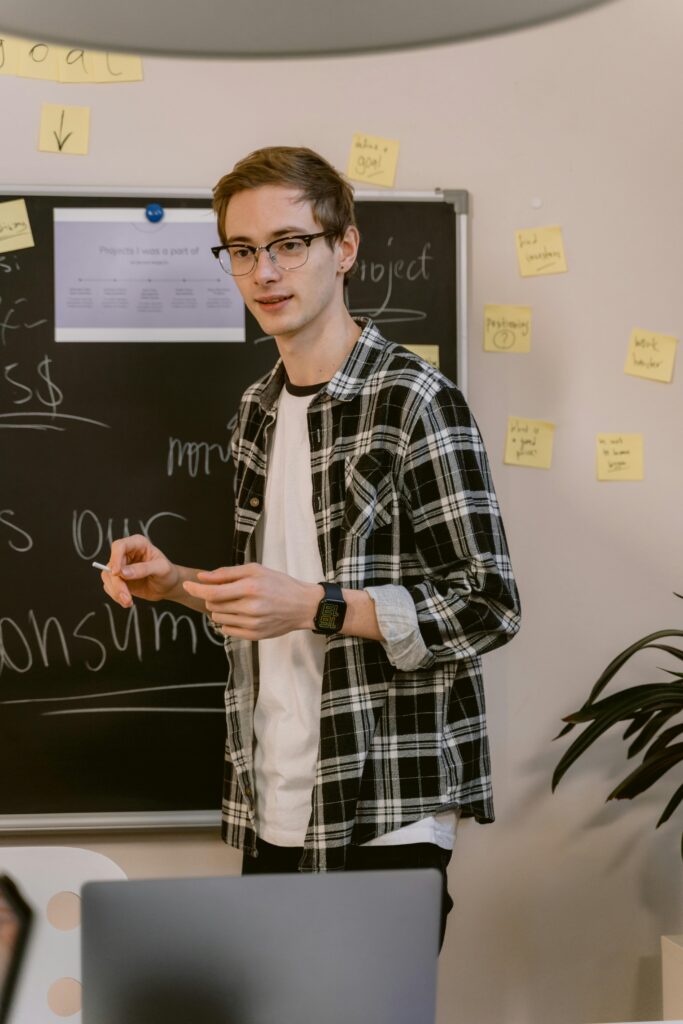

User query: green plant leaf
[626,709,682,758]
[607,744,683,800]
[643,723,683,760]
[657,783,683,826]
[583,631,683,707]
[552,688,683,791]
[563,685,683,725]
[623,710,658,741]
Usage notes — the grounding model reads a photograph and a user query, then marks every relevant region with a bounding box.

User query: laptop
[0,874,33,1024]
[81,869,440,1024]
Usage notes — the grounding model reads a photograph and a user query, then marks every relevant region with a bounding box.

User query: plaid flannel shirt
[221,319,520,870]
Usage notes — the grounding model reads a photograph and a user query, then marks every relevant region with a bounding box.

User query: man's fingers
[184,578,249,602]
[108,533,150,571]
[102,574,132,607]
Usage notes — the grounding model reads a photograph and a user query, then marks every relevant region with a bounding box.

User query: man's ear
[338,225,360,273]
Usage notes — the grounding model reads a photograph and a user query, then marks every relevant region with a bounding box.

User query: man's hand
[102,535,201,611]
[183,563,321,641]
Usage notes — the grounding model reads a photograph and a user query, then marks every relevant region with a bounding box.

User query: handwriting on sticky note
[596,434,643,481]
[0,33,143,82]
[39,104,90,155]
[59,49,144,83]
[504,417,555,469]
[516,226,567,277]
[0,198,35,255]
[624,328,677,383]
[0,35,20,75]
[402,344,439,369]
[347,133,400,188]
[484,305,531,352]
[17,38,61,80]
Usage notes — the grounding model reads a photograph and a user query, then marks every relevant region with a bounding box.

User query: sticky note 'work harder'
[624,328,677,383]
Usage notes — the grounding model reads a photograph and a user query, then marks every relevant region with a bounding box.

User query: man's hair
[212,146,357,254]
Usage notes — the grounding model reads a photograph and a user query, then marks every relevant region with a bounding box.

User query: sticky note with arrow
[39,104,90,155]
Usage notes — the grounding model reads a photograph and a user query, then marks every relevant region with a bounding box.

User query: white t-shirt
[253,381,456,851]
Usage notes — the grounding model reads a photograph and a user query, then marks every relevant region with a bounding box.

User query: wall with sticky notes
[1,4,682,1024]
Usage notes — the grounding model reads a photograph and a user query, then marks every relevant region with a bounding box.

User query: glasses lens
[271,238,308,270]
[223,246,254,276]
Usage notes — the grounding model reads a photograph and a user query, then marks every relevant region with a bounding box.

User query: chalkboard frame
[0,185,469,833]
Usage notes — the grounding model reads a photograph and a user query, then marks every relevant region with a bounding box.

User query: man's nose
[253,247,280,282]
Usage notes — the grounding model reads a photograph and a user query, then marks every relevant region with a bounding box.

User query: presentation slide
[53,207,245,342]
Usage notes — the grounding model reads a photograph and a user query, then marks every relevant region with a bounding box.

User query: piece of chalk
[92,561,112,572]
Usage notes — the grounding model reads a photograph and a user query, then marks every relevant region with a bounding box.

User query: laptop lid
[0,874,33,1024]
[81,869,440,1024]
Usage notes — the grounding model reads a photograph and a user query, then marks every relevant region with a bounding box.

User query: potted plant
[552,600,683,858]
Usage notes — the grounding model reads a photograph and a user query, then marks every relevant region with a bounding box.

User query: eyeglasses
[210,231,335,276]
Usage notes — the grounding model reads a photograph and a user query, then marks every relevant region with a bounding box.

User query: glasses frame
[211,230,336,276]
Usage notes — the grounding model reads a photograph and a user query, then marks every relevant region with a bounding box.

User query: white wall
[2,1,682,1021]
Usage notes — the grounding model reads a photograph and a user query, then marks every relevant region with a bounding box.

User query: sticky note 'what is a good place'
[504,417,556,469]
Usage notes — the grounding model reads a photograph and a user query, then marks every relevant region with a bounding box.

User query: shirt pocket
[342,450,396,539]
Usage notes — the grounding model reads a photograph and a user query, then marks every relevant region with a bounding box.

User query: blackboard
[0,188,466,830]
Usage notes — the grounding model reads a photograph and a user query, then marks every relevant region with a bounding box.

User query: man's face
[223,185,353,343]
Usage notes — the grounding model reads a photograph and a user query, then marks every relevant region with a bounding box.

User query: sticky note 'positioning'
[484,305,531,353]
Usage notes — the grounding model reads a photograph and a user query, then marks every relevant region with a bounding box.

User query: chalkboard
[0,188,466,830]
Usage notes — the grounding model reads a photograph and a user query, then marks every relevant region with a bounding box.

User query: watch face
[317,600,341,632]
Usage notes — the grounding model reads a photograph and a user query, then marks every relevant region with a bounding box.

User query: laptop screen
[81,869,440,1024]
[0,874,33,1024]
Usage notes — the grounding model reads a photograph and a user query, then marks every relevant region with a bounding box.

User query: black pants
[242,837,453,951]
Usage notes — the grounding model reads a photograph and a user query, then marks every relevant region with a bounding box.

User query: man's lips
[255,294,292,306]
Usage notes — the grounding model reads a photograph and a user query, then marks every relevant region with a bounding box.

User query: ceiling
[0,0,616,58]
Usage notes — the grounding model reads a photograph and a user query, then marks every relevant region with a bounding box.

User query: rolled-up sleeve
[400,385,521,665]
[365,583,430,671]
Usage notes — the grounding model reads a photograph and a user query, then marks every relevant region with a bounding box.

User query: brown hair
[212,146,356,253]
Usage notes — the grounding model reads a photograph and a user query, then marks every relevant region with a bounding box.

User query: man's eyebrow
[225,226,312,244]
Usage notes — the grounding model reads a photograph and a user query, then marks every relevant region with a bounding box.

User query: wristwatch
[312,581,347,635]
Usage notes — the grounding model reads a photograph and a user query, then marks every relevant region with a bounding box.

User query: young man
[102,147,520,947]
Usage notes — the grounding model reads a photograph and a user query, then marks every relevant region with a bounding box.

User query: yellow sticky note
[624,328,678,383]
[39,104,90,155]
[597,434,643,481]
[18,39,61,80]
[0,35,20,76]
[0,199,35,255]
[91,52,144,82]
[402,344,439,369]
[484,305,531,352]
[504,417,556,469]
[347,133,400,188]
[516,226,567,277]
[58,47,98,83]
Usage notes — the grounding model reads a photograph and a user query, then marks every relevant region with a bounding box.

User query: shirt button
[248,496,261,509]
